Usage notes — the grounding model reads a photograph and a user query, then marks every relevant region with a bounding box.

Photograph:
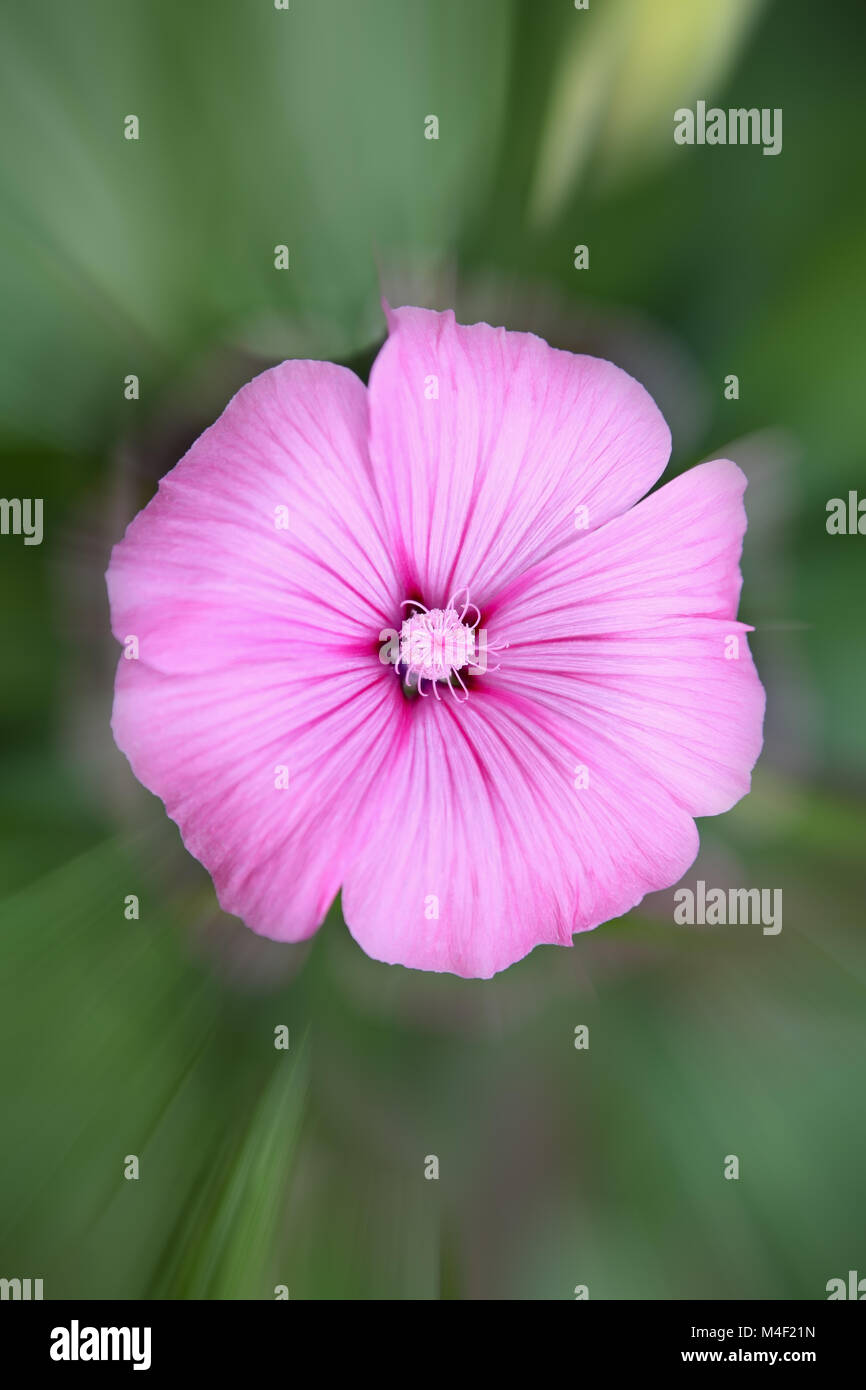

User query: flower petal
[486,459,766,817]
[108,360,403,940]
[112,657,400,940]
[340,691,698,978]
[367,305,671,603]
[108,360,398,673]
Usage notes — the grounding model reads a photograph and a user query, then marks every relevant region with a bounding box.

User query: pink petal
[341,692,699,979]
[112,658,400,940]
[367,305,671,605]
[108,360,402,940]
[108,360,398,672]
[487,459,766,817]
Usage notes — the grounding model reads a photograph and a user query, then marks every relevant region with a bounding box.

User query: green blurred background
[1,0,864,1300]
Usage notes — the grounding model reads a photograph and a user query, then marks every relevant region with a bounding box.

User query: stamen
[397,592,505,699]
[399,603,476,696]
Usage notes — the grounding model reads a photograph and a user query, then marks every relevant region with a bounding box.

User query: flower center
[401,607,476,685]
[395,591,506,702]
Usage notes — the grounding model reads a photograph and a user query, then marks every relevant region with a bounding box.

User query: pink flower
[107,306,765,978]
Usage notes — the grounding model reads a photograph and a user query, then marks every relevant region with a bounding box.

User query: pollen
[401,606,476,683]
[397,591,505,701]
